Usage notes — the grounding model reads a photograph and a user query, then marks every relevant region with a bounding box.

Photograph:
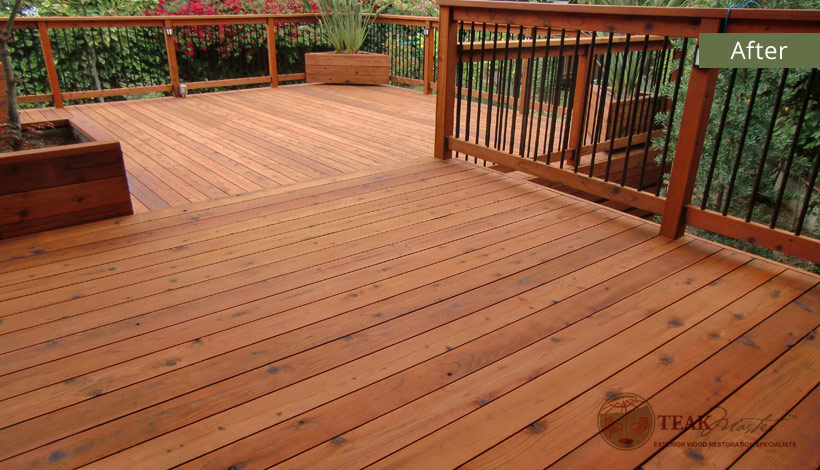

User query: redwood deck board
[0,159,817,469]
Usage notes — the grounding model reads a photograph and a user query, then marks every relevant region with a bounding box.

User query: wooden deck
[20,85,435,213]
[0,158,818,469]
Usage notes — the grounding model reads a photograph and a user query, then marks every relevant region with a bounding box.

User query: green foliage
[35,0,158,16]
[301,0,384,54]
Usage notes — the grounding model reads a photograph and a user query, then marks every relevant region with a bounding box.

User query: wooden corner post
[434,6,458,160]
[422,21,435,95]
[267,18,278,87]
[37,21,63,108]
[659,65,720,239]
[163,20,181,98]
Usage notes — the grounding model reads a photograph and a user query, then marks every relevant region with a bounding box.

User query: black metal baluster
[508,26,525,154]
[546,29,567,164]
[771,68,817,228]
[560,30,582,169]
[637,37,670,190]
[521,26,538,158]
[701,68,738,210]
[657,37,688,196]
[493,29,508,149]
[589,33,614,177]
[465,23,475,145]
[604,36,630,180]
[500,25,513,152]
[475,23,486,148]
[455,22,464,152]
[533,27,553,161]
[485,23,499,148]
[573,32,596,172]
[722,68,763,216]
[795,145,820,236]
[745,68,789,222]
[620,35,650,186]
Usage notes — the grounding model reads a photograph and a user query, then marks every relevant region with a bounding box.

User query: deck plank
[469,270,818,470]
[19,85,435,214]
[731,382,820,470]
[0,158,817,469]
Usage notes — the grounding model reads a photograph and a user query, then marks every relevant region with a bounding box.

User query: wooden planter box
[0,118,133,239]
[305,52,390,85]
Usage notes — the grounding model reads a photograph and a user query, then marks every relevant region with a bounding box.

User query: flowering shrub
[150,0,319,16]
[381,0,438,16]
[150,0,436,17]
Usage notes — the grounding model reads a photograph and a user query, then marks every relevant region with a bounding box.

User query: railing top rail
[12,13,438,29]
[438,0,820,22]
[439,0,820,36]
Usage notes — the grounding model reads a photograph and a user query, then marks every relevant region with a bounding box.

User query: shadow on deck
[0,158,817,469]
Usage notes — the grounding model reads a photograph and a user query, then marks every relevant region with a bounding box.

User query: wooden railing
[435,0,820,264]
[10,13,439,107]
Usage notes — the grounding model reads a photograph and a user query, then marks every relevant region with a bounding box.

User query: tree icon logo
[598,392,655,450]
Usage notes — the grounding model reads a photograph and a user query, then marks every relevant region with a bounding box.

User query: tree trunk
[0,37,22,150]
[87,45,104,103]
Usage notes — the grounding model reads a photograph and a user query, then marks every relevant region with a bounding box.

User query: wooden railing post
[422,21,435,95]
[163,20,181,98]
[434,6,458,160]
[659,66,720,239]
[37,21,62,108]
[517,27,535,115]
[567,44,590,165]
[267,18,278,87]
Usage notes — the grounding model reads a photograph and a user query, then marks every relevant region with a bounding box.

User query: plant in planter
[301,0,390,85]
[0,0,132,239]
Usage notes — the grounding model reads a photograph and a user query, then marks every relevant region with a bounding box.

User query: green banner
[699,33,820,68]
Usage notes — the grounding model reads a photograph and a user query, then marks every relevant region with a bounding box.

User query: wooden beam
[390,76,424,87]
[37,21,62,108]
[277,73,306,83]
[434,6,458,160]
[536,130,663,163]
[518,58,530,115]
[422,23,435,95]
[183,76,270,90]
[267,18,278,87]
[163,20,181,98]
[448,137,665,214]
[567,44,590,166]
[686,207,820,264]
[660,57,720,239]
[17,94,53,104]
[458,35,670,63]
[60,84,173,101]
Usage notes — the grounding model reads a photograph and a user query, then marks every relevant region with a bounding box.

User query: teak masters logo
[598,393,655,450]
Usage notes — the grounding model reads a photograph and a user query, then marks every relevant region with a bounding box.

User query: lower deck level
[0,159,817,469]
